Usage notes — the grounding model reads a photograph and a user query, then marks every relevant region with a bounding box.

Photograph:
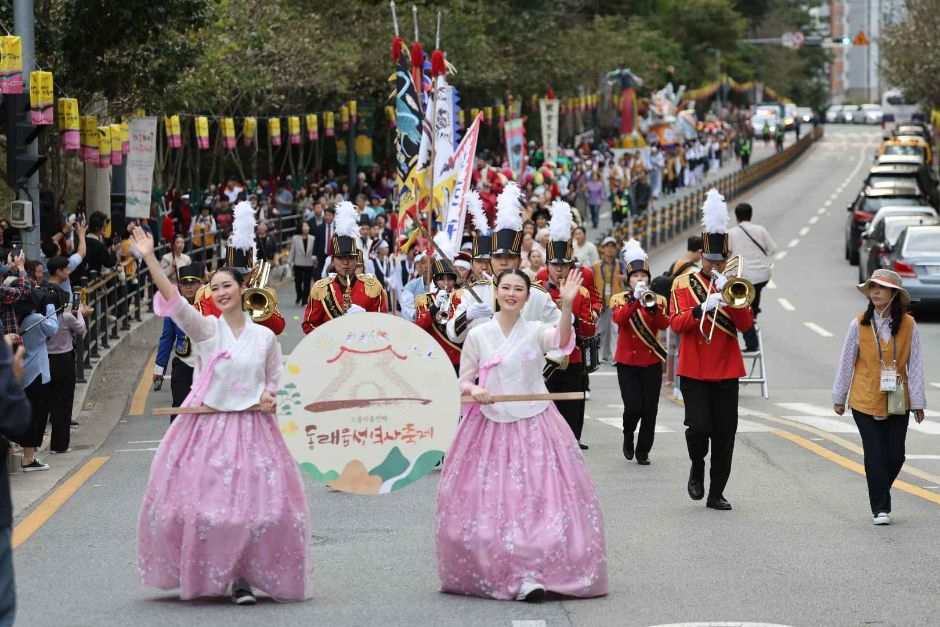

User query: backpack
[650,260,695,299]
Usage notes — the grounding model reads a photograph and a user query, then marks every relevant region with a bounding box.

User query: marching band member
[669,189,753,511]
[154,262,206,423]
[131,226,312,605]
[445,190,490,343]
[541,200,596,450]
[446,183,559,343]
[302,201,388,334]
[195,201,286,335]
[436,268,607,602]
[414,234,462,373]
[611,240,670,464]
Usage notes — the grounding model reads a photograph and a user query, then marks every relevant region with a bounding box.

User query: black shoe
[623,435,635,460]
[578,442,589,450]
[687,472,704,501]
[232,579,256,605]
[636,455,650,465]
[706,496,732,510]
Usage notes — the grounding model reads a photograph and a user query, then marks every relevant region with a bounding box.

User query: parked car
[844,184,928,264]
[796,107,814,124]
[840,105,861,123]
[884,225,940,308]
[858,213,939,282]
[894,123,933,146]
[860,104,884,125]
[864,163,940,208]
[825,104,842,124]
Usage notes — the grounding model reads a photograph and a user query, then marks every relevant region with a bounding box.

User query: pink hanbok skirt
[138,410,313,601]
[435,403,608,600]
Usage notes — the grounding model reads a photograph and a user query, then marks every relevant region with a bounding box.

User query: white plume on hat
[334,201,360,239]
[433,230,455,260]
[621,238,646,265]
[700,188,729,234]
[231,200,256,252]
[549,199,574,241]
[494,181,523,232]
[467,188,489,235]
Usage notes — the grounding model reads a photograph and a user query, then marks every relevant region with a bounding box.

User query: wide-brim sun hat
[857,268,911,305]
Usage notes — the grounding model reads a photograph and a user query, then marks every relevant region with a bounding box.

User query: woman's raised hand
[558,268,583,306]
[130,226,155,258]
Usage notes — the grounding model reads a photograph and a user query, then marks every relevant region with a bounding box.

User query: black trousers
[546,362,586,441]
[169,358,195,423]
[741,280,768,350]
[47,352,77,452]
[680,377,739,499]
[23,378,51,449]
[617,362,662,458]
[294,266,314,305]
[852,410,908,515]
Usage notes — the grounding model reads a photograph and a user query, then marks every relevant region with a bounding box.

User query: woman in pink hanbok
[130,227,312,605]
[436,268,607,602]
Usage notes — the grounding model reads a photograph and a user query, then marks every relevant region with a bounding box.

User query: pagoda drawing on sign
[304,344,432,412]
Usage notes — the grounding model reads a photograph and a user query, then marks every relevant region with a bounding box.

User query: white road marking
[767,279,777,289]
[799,227,810,236]
[809,216,819,225]
[906,455,940,460]
[824,199,832,207]
[829,193,838,200]
[737,419,774,433]
[127,440,162,444]
[777,298,795,311]
[788,238,800,248]
[115,448,159,453]
[817,207,826,215]
[910,421,940,435]
[930,382,940,390]
[596,417,675,433]
[591,371,617,376]
[781,415,857,433]
[804,322,833,337]
[775,251,788,261]
[776,402,836,415]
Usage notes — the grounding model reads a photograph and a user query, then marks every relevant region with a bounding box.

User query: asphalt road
[13,125,940,627]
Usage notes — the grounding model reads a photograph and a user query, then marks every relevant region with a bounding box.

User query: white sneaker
[515,580,546,603]
[873,512,891,525]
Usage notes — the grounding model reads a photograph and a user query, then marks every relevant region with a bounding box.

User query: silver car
[841,105,861,123]
[885,225,940,307]
[825,104,842,123]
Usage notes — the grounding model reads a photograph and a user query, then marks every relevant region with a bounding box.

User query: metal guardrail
[71,213,303,383]
[600,127,825,251]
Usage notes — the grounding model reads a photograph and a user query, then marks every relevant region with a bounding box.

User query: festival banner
[164,114,181,148]
[390,36,423,233]
[97,125,112,168]
[28,71,53,125]
[120,121,130,155]
[222,117,236,149]
[0,36,23,94]
[268,117,281,146]
[306,114,318,141]
[195,115,209,149]
[79,115,98,163]
[109,123,123,166]
[57,98,79,151]
[483,106,492,125]
[348,100,357,123]
[503,117,527,179]
[288,116,301,145]
[125,117,158,218]
[242,116,256,146]
[324,111,335,138]
[339,105,349,132]
[539,98,560,162]
[440,112,483,254]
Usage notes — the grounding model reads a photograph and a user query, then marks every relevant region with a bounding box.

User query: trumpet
[243,259,278,322]
[637,288,658,308]
[433,288,454,324]
[698,255,756,343]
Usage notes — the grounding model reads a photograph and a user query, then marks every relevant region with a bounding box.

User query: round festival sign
[278,312,460,495]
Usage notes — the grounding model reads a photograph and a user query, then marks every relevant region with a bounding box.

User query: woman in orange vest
[832,269,926,526]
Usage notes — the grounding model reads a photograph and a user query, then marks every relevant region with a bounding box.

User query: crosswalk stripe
[804,322,833,337]
[776,402,834,415]
[595,417,675,433]
[910,421,940,435]
[781,415,858,433]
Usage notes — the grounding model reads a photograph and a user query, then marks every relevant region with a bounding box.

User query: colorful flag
[110,123,123,166]
[120,120,130,154]
[389,36,424,234]
[324,112,335,138]
[0,36,23,94]
[268,118,281,146]
[306,114,318,141]
[80,115,99,163]
[339,106,349,132]
[195,115,209,149]
[242,117,256,146]
[29,71,53,125]
[503,117,526,179]
[288,116,301,144]
[222,117,236,149]
[97,125,112,168]
[539,98,560,161]
[58,98,80,151]
[165,114,181,148]
[440,112,483,254]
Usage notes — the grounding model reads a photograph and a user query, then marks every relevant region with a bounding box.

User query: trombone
[698,255,756,343]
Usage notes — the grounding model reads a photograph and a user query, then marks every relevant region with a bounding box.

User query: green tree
[881,0,940,108]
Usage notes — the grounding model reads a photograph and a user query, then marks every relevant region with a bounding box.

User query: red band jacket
[301,273,388,334]
[611,291,671,367]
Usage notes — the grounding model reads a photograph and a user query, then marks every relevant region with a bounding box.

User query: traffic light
[4,92,47,188]
[841,37,852,45]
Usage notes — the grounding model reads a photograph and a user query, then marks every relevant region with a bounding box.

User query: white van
[881,88,923,135]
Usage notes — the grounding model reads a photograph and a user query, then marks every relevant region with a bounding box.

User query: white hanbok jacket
[446,280,560,343]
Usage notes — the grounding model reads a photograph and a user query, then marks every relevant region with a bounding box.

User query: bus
[881,88,923,134]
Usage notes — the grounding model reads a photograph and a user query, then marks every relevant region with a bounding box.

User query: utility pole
[14,0,41,261]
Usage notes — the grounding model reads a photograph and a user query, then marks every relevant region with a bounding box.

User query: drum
[580,334,601,373]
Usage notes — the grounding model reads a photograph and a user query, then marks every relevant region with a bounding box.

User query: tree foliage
[881,0,940,108]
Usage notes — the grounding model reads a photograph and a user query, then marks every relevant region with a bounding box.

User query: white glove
[712,273,728,290]
[633,282,647,301]
[347,304,367,314]
[702,292,724,313]
[434,290,449,309]
[466,302,494,321]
